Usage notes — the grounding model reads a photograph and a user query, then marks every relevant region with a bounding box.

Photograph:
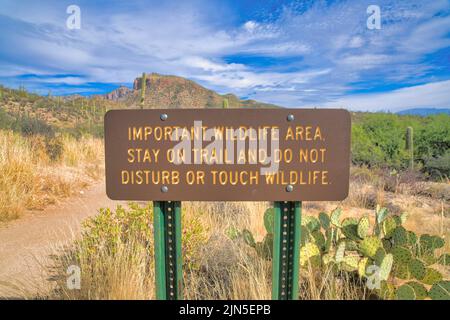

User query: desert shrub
[12,115,54,137]
[53,203,208,299]
[45,135,64,162]
[423,151,450,179]
[351,113,450,176]
[382,169,426,193]
[0,108,15,130]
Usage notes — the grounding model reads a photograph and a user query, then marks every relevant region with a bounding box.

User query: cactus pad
[300,225,310,246]
[341,255,360,272]
[428,281,450,300]
[324,228,333,253]
[392,246,412,265]
[422,268,443,285]
[430,236,445,250]
[406,282,428,300]
[342,218,359,240]
[406,231,417,246]
[382,217,397,238]
[392,226,408,246]
[379,253,393,281]
[319,211,330,230]
[376,207,388,224]
[357,216,370,239]
[400,212,408,225]
[374,247,386,266]
[344,239,359,251]
[419,234,433,251]
[225,226,240,240]
[408,259,426,280]
[396,284,416,300]
[335,240,346,263]
[263,208,274,234]
[359,236,382,258]
[242,229,256,248]
[393,264,410,280]
[303,216,320,233]
[300,243,321,267]
[358,257,370,278]
[330,208,342,227]
[311,230,326,250]
[421,253,437,266]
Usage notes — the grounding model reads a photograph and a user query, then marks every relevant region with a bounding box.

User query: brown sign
[104,109,351,201]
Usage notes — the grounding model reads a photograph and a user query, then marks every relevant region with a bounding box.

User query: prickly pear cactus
[335,240,346,263]
[319,211,330,230]
[396,284,416,300]
[406,282,427,300]
[341,255,360,272]
[408,259,426,280]
[263,208,274,234]
[382,217,397,238]
[392,226,408,246]
[429,281,450,300]
[300,243,321,267]
[359,236,382,258]
[376,207,389,225]
[358,257,370,278]
[379,253,393,281]
[303,215,320,233]
[422,268,443,285]
[242,229,256,248]
[357,216,370,239]
[342,218,359,240]
[330,208,342,227]
[237,205,449,300]
[392,246,412,265]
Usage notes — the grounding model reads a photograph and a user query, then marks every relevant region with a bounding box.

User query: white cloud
[0,0,449,110]
[322,80,450,111]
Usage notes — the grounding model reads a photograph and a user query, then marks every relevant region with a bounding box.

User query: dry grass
[0,130,103,221]
[51,201,374,300]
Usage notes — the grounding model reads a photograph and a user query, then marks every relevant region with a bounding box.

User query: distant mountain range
[104,73,280,109]
[396,108,450,116]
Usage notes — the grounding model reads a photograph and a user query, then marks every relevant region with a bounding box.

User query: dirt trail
[0,182,125,298]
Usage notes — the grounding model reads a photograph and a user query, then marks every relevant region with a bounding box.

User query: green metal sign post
[272,201,302,300]
[153,201,183,300]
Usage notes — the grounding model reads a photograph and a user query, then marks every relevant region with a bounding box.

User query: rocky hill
[105,73,280,109]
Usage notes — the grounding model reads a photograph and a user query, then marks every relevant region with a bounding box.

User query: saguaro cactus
[223,98,229,109]
[140,72,147,109]
[406,126,414,169]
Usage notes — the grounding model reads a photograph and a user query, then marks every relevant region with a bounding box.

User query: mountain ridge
[104,73,281,109]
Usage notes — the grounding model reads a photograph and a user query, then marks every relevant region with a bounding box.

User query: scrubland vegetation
[0,86,105,221]
[0,84,448,299]
[0,131,103,221]
[51,196,448,300]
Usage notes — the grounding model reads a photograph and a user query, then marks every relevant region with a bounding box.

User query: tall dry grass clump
[0,130,103,221]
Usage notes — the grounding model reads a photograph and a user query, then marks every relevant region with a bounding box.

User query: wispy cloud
[0,0,449,110]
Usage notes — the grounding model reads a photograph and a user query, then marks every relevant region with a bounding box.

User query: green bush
[351,113,450,176]
[423,150,450,179]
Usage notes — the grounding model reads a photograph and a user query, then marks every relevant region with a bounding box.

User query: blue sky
[0,0,449,111]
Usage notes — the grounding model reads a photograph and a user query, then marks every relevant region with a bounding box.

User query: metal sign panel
[104,109,350,201]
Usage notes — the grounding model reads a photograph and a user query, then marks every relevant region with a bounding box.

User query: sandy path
[0,182,125,298]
